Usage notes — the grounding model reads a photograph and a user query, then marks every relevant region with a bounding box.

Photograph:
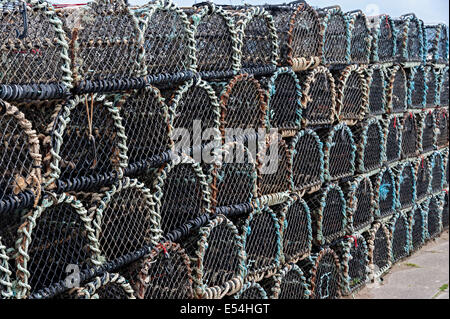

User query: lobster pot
[270,264,310,299]
[323,123,356,181]
[0,0,72,101]
[387,66,408,113]
[306,248,341,299]
[0,237,13,298]
[335,65,369,122]
[348,11,372,64]
[242,207,281,278]
[219,74,266,135]
[426,195,443,239]
[435,108,449,147]
[298,66,337,126]
[367,14,396,63]
[60,0,143,93]
[278,195,312,263]
[307,183,347,245]
[148,156,210,235]
[445,150,449,188]
[93,178,161,262]
[235,7,278,71]
[366,65,387,116]
[45,94,127,193]
[14,194,100,298]
[430,151,444,194]
[345,176,375,233]
[338,233,369,295]
[188,4,239,75]
[400,112,419,159]
[442,191,449,229]
[408,65,427,109]
[318,7,351,65]
[0,100,41,215]
[439,67,449,107]
[371,166,397,219]
[415,156,431,201]
[366,222,392,280]
[389,212,410,263]
[291,129,324,193]
[233,282,268,299]
[409,205,427,251]
[134,242,193,299]
[120,88,171,173]
[395,161,416,210]
[140,1,195,83]
[266,3,322,70]
[258,136,292,196]
[394,14,425,63]
[418,110,437,153]
[352,118,385,173]
[191,215,246,299]
[425,24,449,64]
[266,68,303,130]
[384,114,403,163]
[425,66,440,107]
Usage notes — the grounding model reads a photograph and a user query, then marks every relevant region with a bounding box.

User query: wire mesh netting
[318,7,350,65]
[307,248,341,299]
[352,117,385,173]
[389,212,410,263]
[415,156,431,201]
[442,191,449,229]
[419,110,436,153]
[435,108,449,147]
[384,114,403,163]
[394,14,425,63]
[426,194,443,239]
[366,222,391,280]
[408,65,427,109]
[409,204,426,252]
[270,263,310,299]
[425,66,440,107]
[425,24,449,64]
[400,112,419,159]
[367,14,396,63]
[430,151,444,194]
[366,65,387,116]
[439,67,449,107]
[348,11,372,64]
[395,161,416,210]
[344,176,375,233]
[387,65,408,113]
[371,166,396,218]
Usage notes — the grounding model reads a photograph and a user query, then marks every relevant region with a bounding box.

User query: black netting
[410,66,427,109]
[324,125,355,180]
[440,69,449,107]
[435,108,449,147]
[371,225,390,275]
[336,67,366,121]
[385,115,402,163]
[390,67,407,113]
[426,67,439,107]
[420,111,436,153]
[368,15,395,63]
[394,16,424,63]
[426,24,449,64]
[397,162,416,210]
[372,168,396,218]
[275,266,309,299]
[352,119,383,172]
[415,157,431,200]
[367,66,386,115]
[401,113,418,159]
[443,192,449,229]
[346,236,369,292]
[349,13,371,64]
[427,196,441,238]
[349,177,374,232]
[311,250,341,299]
[390,214,409,262]
[431,152,443,193]
[410,206,426,251]
[320,9,349,65]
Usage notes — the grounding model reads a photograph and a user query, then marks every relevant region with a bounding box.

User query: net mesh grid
[387,65,408,113]
[408,65,427,109]
[394,14,425,63]
[435,107,449,147]
[409,204,427,252]
[418,110,437,153]
[270,263,310,299]
[425,24,449,64]
[430,151,445,194]
[425,194,443,239]
[442,191,448,229]
[388,212,410,263]
[400,112,419,159]
[371,166,397,219]
[352,117,385,173]
[384,114,403,163]
[0,236,14,298]
[366,64,387,116]
[308,247,341,299]
[367,14,397,63]
[232,281,268,299]
[439,67,449,107]
[425,66,440,107]
[394,160,417,210]
[366,222,392,280]
[344,176,375,234]
[348,11,372,64]
[415,155,432,201]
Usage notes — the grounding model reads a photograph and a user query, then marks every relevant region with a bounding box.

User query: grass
[404,263,421,268]
[432,283,448,299]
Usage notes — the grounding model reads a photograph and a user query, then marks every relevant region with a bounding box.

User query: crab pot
[334,65,369,122]
[187,3,239,75]
[338,233,370,295]
[0,100,41,215]
[347,11,372,64]
[425,66,440,107]
[352,118,385,173]
[278,195,312,263]
[266,2,322,70]
[219,74,266,136]
[290,129,324,193]
[439,67,449,107]
[190,215,246,299]
[400,112,419,159]
[387,65,408,113]
[408,65,427,109]
[139,1,195,84]
[389,212,410,263]
[297,66,337,126]
[134,242,193,299]
[366,222,392,280]
[0,0,72,101]
[344,176,375,234]
[409,205,427,251]
[415,156,431,201]
[394,14,425,63]
[242,207,281,278]
[307,183,347,245]
[384,114,403,163]
[270,264,310,299]
[371,166,397,219]
[258,136,292,196]
[1,237,13,298]
[14,194,100,298]
[323,123,356,181]
[44,94,127,192]
[235,7,278,72]
[425,24,449,64]
[435,108,449,147]
[265,68,303,130]
[442,191,449,229]
[395,161,417,210]
[426,194,443,239]
[366,64,388,116]
[318,7,351,65]
[418,110,437,153]
[430,151,444,194]
[148,156,210,235]
[305,248,341,299]
[232,281,268,299]
[367,14,396,63]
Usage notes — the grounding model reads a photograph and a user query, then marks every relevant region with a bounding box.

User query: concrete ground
[348,229,449,299]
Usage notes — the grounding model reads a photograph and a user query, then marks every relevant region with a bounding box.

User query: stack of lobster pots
[0,0,448,299]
